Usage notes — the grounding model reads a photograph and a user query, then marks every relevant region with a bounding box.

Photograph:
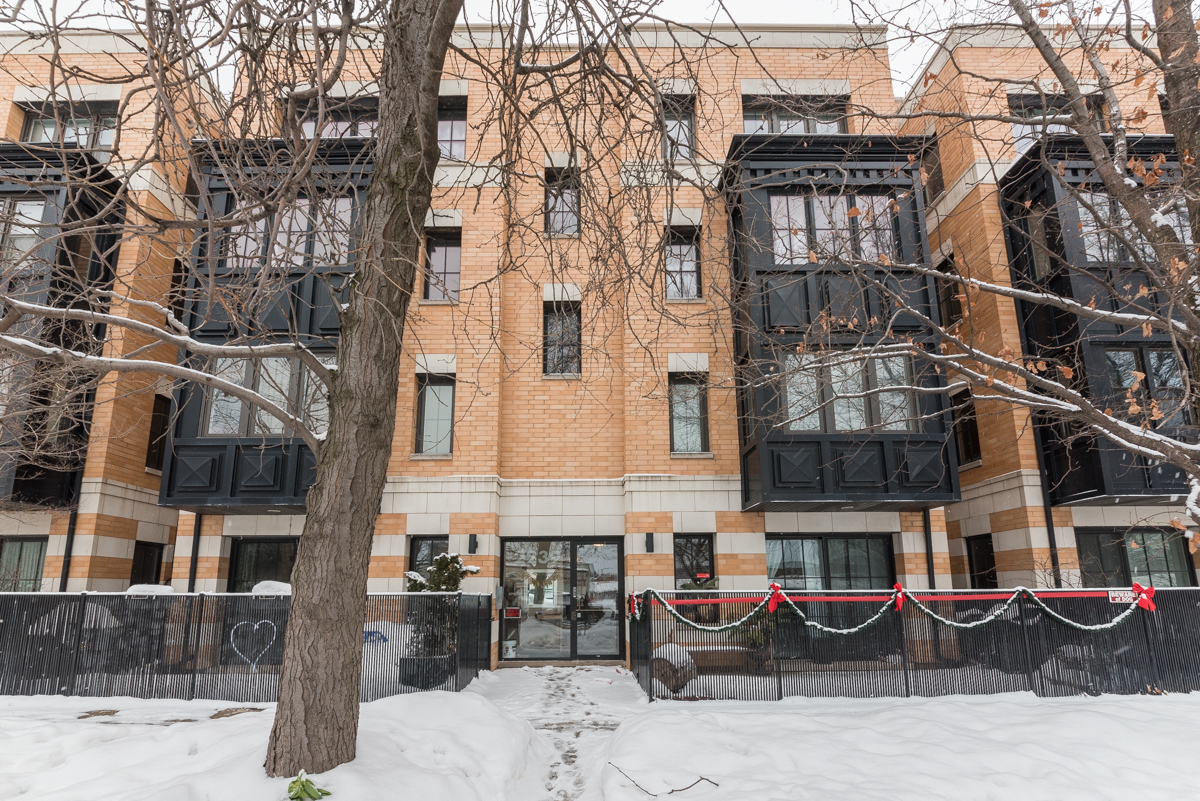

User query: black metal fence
[0,591,492,702]
[629,588,1200,701]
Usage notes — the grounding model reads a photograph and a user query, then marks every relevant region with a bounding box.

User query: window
[662,95,695,159]
[767,535,894,590]
[24,109,117,149]
[543,302,581,375]
[409,536,449,579]
[965,535,998,589]
[224,196,354,272]
[742,96,847,134]
[783,354,918,432]
[1103,347,1190,428]
[0,199,46,270]
[300,106,377,139]
[770,193,897,265]
[545,169,579,235]
[1077,190,1191,264]
[935,257,964,326]
[424,231,461,301]
[1078,529,1195,588]
[673,534,715,589]
[415,374,454,454]
[203,355,335,437]
[922,136,945,204]
[145,394,172,471]
[228,538,298,593]
[437,96,468,160]
[129,541,164,586]
[0,537,46,591]
[665,227,700,299]
[949,388,982,466]
[669,374,708,453]
[1008,95,1105,154]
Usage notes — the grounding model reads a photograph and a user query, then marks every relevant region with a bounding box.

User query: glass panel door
[574,542,621,657]
[501,540,571,659]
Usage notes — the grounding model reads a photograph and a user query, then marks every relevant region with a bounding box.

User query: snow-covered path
[466,666,650,800]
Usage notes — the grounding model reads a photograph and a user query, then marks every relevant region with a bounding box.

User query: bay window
[783,353,917,433]
[203,355,335,437]
[1103,347,1190,428]
[770,193,897,265]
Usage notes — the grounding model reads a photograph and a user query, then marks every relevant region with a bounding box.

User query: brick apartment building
[0,23,1195,663]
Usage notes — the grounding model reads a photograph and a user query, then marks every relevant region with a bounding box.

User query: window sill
[410,452,453,460]
[959,459,982,471]
[144,467,163,476]
[543,373,581,380]
[666,297,705,304]
[418,298,456,306]
[546,233,580,240]
[671,451,713,459]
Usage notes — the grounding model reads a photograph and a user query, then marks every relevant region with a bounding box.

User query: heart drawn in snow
[230,620,277,674]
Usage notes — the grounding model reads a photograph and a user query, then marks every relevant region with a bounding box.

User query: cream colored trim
[14,84,123,105]
[0,30,146,55]
[425,208,462,227]
[543,283,581,302]
[432,162,503,187]
[666,206,702,227]
[668,352,709,373]
[620,160,723,188]
[739,78,851,96]
[439,79,468,96]
[544,151,576,169]
[658,78,696,95]
[415,353,457,374]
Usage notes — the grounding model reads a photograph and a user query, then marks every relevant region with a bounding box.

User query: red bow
[893,583,905,611]
[1132,583,1156,611]
[629,594,639,617]
[768,582,787,613]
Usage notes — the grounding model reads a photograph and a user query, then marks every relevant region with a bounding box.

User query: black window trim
[668,372,710,454]
[741,94,850,135]
[423,228,462,301]
[544,168,580,236]
[1076,527,1198,588]
[948,386,982,468]
[414,373,456,455]
[21,101,120,148]
[227,536,300,593]
[662,94,696,160]
[145,393,173,471]
[408,535,450,579]
[963,533,999,590]
[665,225,701,300]
[765,533,897,590]
[543,300,582,376]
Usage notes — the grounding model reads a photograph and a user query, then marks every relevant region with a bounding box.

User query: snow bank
[601,692,1200,800]
[125,584,174,594]
[251,580,292,595]
[0,690,551,801]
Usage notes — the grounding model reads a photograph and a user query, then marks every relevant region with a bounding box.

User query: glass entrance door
[501,539,623,660]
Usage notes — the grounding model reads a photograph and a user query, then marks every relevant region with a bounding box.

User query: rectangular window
[543,301,581,375]
[228,538,298,593]
[1078,191,1191,264]
[669,373,708,453]
[415,374,455,454]
[923,136,945,204]
[424,231,461,301]
[665,228,700,299]
[1078,529,1195,588]
[784,354,917,433]
[129,541,164,586]
[0,199,47,270]
[204,355,335,437]
[300,106,377,139]
[437,96,468,160]
[767,535,894,590]
[673,533,715,589]
[965,534,998,589]
[24,111,118,148]
[224,195,355,272]
[770,193,896,264]
[0,537,47,592]
[1104,347,1191,428]
[949,388,982,466]
[145,394,172,471]
[742,96,847,135]
[935,257,964,326]
[663,95,695,159]
[409,535,449,579]
[1009,95,1106,154]
[545,169,579,235]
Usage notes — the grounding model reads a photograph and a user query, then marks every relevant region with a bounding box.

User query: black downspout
[57,469,84,592]
[186,513,202,593]
[1030,420,1063,588]
[923,508,937,588]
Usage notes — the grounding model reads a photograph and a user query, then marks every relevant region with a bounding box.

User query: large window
[1103,347,1189,428]
[129,541,164,586]
[669,373,708,453]
[543,302,582,375]
[949,388,982,466]
[0,537,46,592]
[662,95,695,159]
[1078,529,1195,588]
[1076,190,1191,263]
[767,535,894,590]
[415,374,454,454]
[424,231,461,301]
[673,533,715,589]
[203,355,335,437]
[965,534,998,589]
[300,107,377,139]
[1008,95,1105,154]
[437,96,468,160]
[545,169,579,235]
[742,96,846,134]
[223,196,354,272]
[783,354,917,433]
[770,193,897,264]
[145,394,172,471]
[0,199,46,270]
[665,227,700,299]
[935,257,964,326]
[409,536,449,579]
[24,109,117,149]
[228,538,298,593]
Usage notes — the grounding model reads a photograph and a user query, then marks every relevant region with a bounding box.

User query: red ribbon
[1132,583,1156,611]
[768,582,787,613]
[629,594,639,617]
[893,583,905,611]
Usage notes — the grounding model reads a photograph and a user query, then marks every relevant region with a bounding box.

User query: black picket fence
[0,591,492,702]
[629,588,1200,701]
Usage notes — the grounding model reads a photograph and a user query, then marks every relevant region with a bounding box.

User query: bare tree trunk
[265,0,463,776]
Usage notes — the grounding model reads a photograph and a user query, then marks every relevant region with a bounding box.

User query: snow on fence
[628,588,1200,701]
[0,591,492,702]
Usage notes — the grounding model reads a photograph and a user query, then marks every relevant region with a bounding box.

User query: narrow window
[770,195,807,265]
[145,394,172,471]
[0,537,47,591]
[766,537,825,590]
[673,533,715,589]
[783,353,822,432]
[228,537,298,592]
[301,355,337,435]
[826,536,894,589]
[545,169,579,235]
[129,541,164,585]
[250,357,295,435]
[437,96,468,160]
[0,199,47,270]
[424,231,461,301]
[665,227,700,299]
[669,373,709,453]
[1077,531,1128,587]
[965,534,998,589]
[1148,349,1189,427]
[935,257,964,326]
[662,95,695,159]
[875,357,916,431]
[543,301,581,375]
[949,388,982,466]
[923,135,945,204]
[409,536,450,579]
[204,358,249,436]
[415,374,455,454]
[853,195,897,262]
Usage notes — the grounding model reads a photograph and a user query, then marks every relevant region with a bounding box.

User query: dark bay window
[224,196,354,271]
[24,109,117,148]
[0,199,47,268]
[669,373,709,453]
[1008,94,1106,154]
[145,394,172,471]
[767,535,894,590]
[543,301,581,375]
[203,355,335,437]
[742,96,846,134]
[415,374,454,454]
[949,388,982,466]
[301,106,377,139]
[229,537,298,593]
[665,227,700,299]
[1078,529,1195,588]
[409,536,449,578]
[545,169,579,235]
[663,95,695,159]
[935,256,964,326]
[673,533,715,589]
[424,231,461,301]
[783,354,917,432]
[1076,190,1191,264]
[129,541,164,585]
[437,96,468,160]
[965,534,998,589]
[0,537,47,591]
[1103,347,1189,428]
[770,193,897,265]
